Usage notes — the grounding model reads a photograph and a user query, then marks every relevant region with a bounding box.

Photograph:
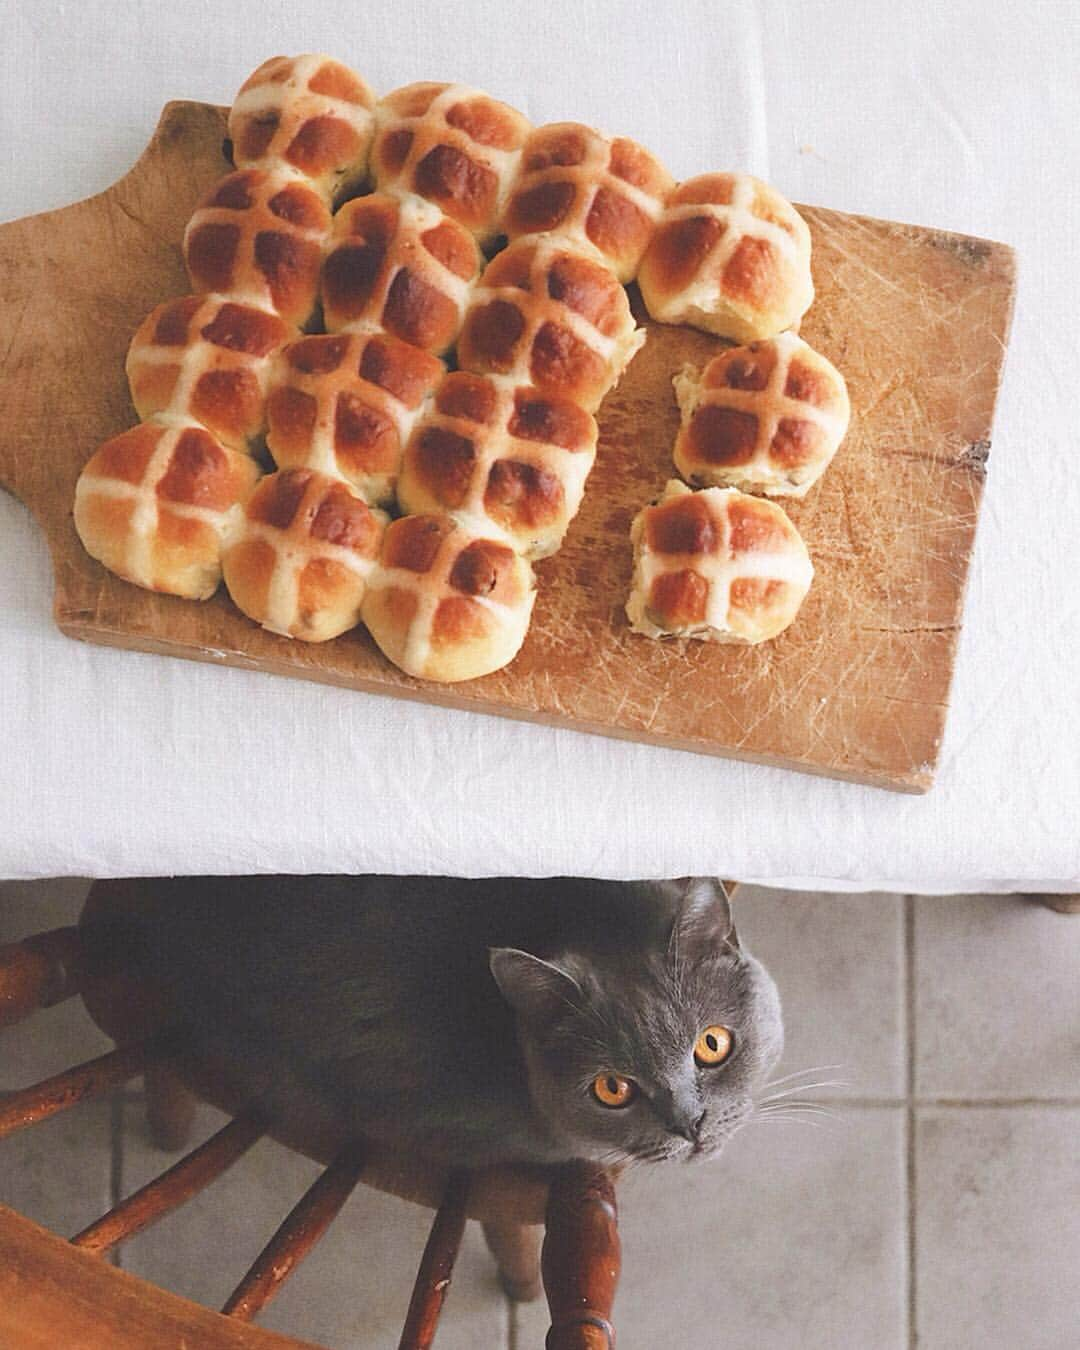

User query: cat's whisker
[757,1107,841,1124]
[757,1098,843,1115]
[758,1079,850,1104]
[750,1113,828,1131]
[762,1064,845,1090]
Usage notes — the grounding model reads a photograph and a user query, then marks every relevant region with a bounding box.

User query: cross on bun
[457,237,644,413]
[74,423,260,600]
[673,333,850,497]
[371,83,530,243]
[184,169,331,328]
[126,295,293,455]
[266,331,444,507]
[501,122,673,282]
[396,372,598,559]
[228,55,376,202]
[361,514,537,682]
[626,480,813,645]
[221,468,385,642]
[321,193,481,354]
[638,173,813,343]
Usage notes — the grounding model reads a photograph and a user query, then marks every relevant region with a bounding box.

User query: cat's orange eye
[694,1025,734,1067]
[591,1073,638,1108]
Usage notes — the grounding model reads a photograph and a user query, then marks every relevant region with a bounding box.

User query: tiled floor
[1,881,1077,1349]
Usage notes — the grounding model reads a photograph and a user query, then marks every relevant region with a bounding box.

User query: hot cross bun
[126,295,292,454]
[74,423,260,600]
[184,168,331,328]
[396,372,598,559]
[638,173,814,343]
[361,514,537,682]
[456,237,644,412]
[321,193,481,354]
[371,83,530,242]
[673,333,850,497]
[221,468,385,642]
[626,480,813,645]
[501,122,673,282]
[228,54,376,202]
[266,331,444,507]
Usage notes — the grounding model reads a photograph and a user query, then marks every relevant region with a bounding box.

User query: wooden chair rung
[0,1039,166,1140]
[398,1170,470,1350]
[222,1143,367,1322]
[0,926,85,1029]
[71,1112,265,1255]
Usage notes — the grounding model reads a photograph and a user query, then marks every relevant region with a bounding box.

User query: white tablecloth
[2,0,1077,891]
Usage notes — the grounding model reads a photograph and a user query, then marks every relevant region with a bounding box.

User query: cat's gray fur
[96,875,783,1167]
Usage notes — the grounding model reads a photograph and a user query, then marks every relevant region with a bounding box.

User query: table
[1,0,1077,892]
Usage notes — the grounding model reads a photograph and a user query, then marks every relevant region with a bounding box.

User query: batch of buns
[74,54,850,682]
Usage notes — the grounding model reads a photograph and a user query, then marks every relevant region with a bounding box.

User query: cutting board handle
[0,101,228,536]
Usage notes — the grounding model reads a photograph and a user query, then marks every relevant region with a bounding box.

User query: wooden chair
[0,880,621,1350]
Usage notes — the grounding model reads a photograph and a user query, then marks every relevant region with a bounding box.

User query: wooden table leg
[483,1217,542,1302]
[1024,893,1080,914]
[542,1163,619,1350]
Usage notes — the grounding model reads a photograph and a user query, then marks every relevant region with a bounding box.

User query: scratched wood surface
[0,102,1015,792]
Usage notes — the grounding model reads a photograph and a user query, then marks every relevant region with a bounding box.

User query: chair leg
[1024,893,1080,914]
[542,1163,620,1350]
[144,1062,197,1151]
[482,1218,542,1302]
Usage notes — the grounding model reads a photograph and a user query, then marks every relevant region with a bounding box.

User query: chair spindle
[71,1112,265,1254]
[398,1170,470,1350]
[222,1144,367,1322]
[0,1039,165,1139]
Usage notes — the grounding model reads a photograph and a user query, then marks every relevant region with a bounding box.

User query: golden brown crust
[265,330,444,506]
[457,238,643,413]
[221,468,384,642]
[320,193,481,354]
[501,123,673,282]
[371,83,530,242]
[229,55,376,201]
[126,295,293,454]
[638,173,813,343]
[397,372,597,558]
[626,481,813,645]
[673,333,849,496]
[74,423,260,599]
[361,513,536,682]
[184,169,331,328]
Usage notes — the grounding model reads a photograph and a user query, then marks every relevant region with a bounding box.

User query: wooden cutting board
[0,102,1015,792]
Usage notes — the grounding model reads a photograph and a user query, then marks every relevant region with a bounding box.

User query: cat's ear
[489,948,580,1027]
[670,878,740,956]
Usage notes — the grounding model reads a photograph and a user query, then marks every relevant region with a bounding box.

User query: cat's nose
[671,1108,706,1144]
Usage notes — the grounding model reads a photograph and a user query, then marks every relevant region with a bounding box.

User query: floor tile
[517,1107,907,1350]
[0,878,92,939]
[914,893,1080,1097]
[117,1097,509,1349]
[916,1107,1080,1349]
[0,1097,114,1239]
[0,878,111,1088]
[734,886,906,1099]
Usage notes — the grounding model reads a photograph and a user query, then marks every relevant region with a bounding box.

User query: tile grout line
[505,1292,517,1350]
[904,894,917,1350]
[108,1087,125,1269]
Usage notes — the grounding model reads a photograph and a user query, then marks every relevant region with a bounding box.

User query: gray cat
[96,875,783,1167]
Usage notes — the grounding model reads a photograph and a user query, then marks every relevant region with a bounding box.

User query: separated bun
[626,480,813,644]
